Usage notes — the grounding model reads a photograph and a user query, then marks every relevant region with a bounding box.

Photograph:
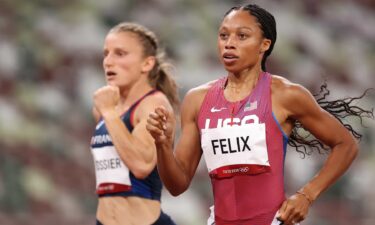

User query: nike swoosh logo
[211,107,226,113]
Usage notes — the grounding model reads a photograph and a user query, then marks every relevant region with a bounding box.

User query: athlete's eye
[219,32,229,40]
[238,33,248,40]
[114,49,128,57]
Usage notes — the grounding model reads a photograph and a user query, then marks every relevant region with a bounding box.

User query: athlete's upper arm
[92,107,101,123]
[284,84,353,148]
[173,86,207,182]
[132,93,174,164]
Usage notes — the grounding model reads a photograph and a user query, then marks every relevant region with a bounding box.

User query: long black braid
[225,4,374,155]
[290,84,374,156]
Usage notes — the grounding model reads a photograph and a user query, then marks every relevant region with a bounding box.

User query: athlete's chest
[201,97,264,129]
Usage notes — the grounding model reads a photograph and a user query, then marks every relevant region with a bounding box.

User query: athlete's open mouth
[222,53,239,64]
[106,71,117,77]
[223,52,238,59]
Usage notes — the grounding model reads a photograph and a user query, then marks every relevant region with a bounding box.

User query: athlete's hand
[93,85,120,116]
[277,192,311,225]
[146,106,174,145]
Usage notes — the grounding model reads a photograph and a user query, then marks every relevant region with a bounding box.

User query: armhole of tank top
[271,112,289,140]
[197,97,206,128]
[130,90,160,128]
[268,74,289,140]
[197,87,217,131]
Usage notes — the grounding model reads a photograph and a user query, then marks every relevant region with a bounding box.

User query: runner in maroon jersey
[146,4,371,225]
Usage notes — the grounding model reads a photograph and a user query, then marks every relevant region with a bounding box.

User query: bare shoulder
[271,75,319,118]
[133,91,174,124]
[140,90,173,112]
[271,75,312,102]
[183,79,218,115]
[185,79,218,101]
[271,75,299,93]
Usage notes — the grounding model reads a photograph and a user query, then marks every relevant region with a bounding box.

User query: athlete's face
[218,10,271,73]
[103,31,150,88]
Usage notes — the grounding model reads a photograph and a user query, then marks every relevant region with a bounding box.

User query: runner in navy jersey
[91,22,178,225]
[146,4,372,225]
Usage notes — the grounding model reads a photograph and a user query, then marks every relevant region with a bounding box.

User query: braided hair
[224,4,374,155]
[290,84,374,156]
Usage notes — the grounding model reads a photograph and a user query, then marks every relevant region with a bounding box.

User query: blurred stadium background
[0,0,374,224]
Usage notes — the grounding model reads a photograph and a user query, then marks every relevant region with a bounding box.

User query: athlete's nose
[225,34,236,49]
[103,53,114,69]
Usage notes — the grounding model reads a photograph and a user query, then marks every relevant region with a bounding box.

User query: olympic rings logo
[239,167,249,173]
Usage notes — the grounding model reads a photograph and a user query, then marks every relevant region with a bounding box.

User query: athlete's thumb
[277,200,288,221]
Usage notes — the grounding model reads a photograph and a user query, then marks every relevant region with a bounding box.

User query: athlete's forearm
[156,142,191,196]
[299,137,358,201]
[102,110,155,178]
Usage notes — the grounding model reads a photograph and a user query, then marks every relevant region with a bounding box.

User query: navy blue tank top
[91,90,162,200]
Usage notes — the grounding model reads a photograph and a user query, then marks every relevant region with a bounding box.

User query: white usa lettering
[204,115,259,129]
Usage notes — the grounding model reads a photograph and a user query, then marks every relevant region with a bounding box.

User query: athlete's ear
[260,38,271,53]
[141,56,156,73]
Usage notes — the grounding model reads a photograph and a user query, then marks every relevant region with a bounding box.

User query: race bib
[92,146,131,195]
[201,119,270,178]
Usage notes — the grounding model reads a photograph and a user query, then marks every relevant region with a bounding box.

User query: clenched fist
[277,192,311,225]
[93,85,120,116]
[146,106,175,146]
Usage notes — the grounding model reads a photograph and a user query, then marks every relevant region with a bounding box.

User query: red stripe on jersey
[96,183,132,195]
[209,164,271,179]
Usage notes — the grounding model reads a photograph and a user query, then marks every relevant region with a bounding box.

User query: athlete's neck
[225,68,263,101]
[118,76,153,110]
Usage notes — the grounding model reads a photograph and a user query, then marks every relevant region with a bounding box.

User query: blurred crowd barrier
[0,0,374,224]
